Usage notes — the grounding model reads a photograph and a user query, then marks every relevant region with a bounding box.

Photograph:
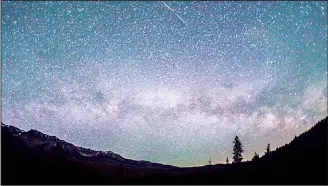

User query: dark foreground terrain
[2,117,327,184]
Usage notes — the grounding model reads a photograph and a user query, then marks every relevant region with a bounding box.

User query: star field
[2,1,327,167]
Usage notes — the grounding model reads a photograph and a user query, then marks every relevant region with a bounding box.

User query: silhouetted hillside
[1,117,327,184]
[1,123,177,184]
[162,116,327,185]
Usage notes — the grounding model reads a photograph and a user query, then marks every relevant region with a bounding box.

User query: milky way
[2,1,327,167]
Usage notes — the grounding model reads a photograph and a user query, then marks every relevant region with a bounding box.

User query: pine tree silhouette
[232,135,243,163]
[252,152,260,161]
[226,157,229,164]
[265,143,271,155]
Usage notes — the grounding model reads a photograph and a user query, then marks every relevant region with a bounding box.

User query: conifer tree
[232,135,244,163]
[252,152,260,161]
[265,143,271,155]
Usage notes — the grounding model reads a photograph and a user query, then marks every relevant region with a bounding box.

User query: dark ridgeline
[1,117,327,184]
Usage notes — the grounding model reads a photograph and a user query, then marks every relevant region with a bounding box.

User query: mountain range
[1,117,327,184]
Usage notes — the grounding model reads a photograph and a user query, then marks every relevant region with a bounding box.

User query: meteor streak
[162,2,188,26]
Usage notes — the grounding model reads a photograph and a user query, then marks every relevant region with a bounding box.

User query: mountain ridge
[1,116,327,184]
[1,122,177,169]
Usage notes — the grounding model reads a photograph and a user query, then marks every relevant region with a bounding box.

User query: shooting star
[295,24,301,34]
[162,1,188,26]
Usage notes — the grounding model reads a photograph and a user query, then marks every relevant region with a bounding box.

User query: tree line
[209,135,271,165]
[230,135,271,164]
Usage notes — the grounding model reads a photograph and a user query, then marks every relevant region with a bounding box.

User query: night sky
[2,1,327,167]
